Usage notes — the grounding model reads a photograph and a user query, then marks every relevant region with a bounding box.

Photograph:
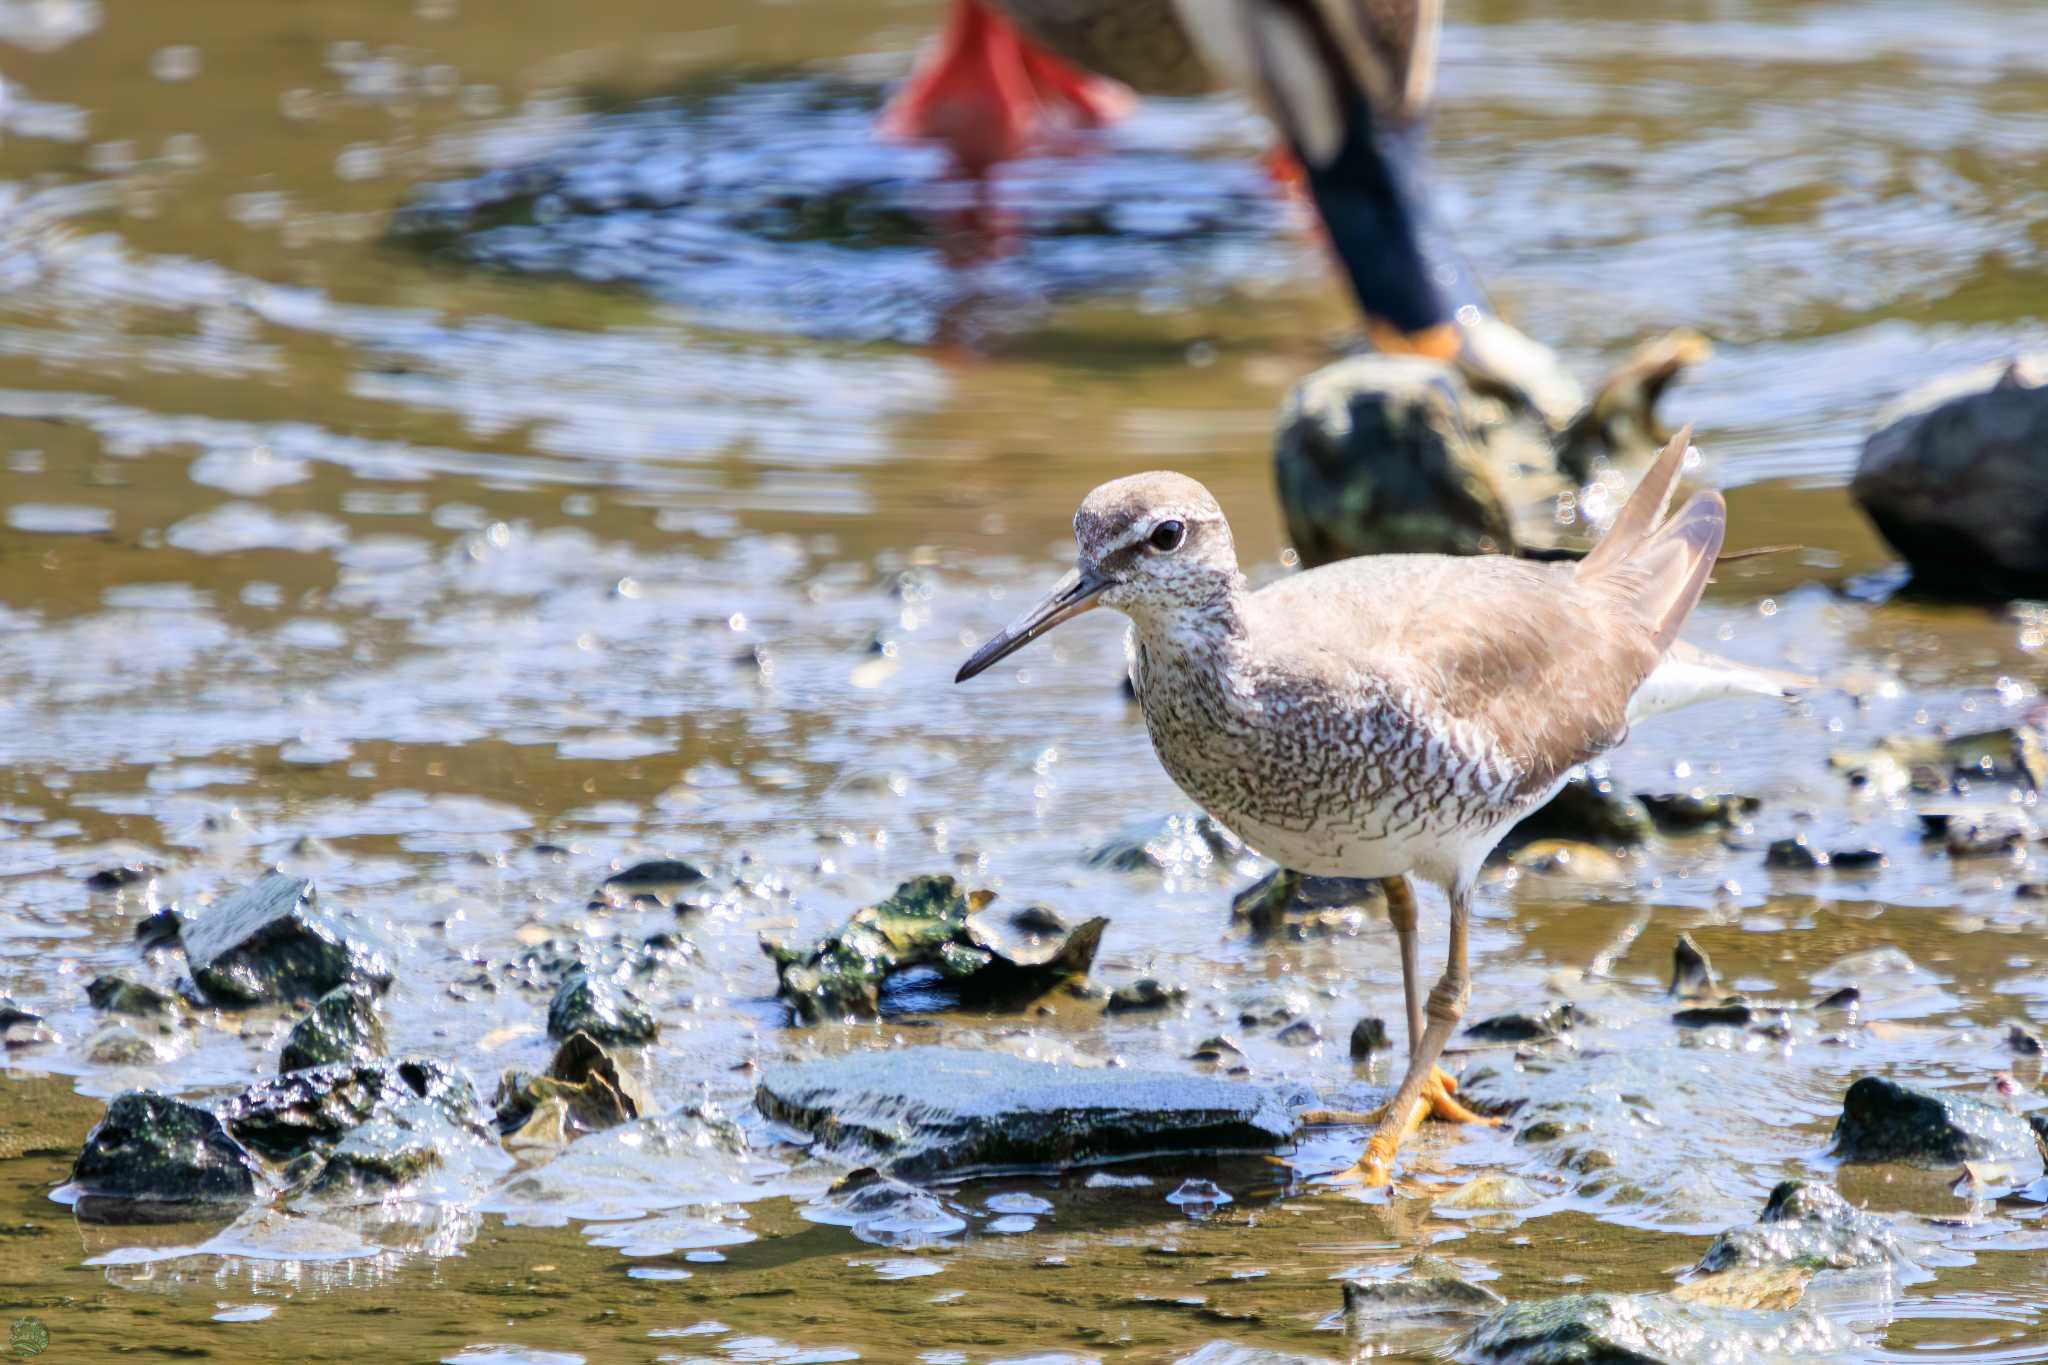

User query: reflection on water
[1,0,2047,1361]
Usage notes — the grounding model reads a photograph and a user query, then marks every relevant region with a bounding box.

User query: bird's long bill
[954,567,1106,683]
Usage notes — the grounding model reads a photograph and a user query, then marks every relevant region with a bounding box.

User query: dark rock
[762,876,1105,1024]
[494,1031,644,1136]
[1695,1179,1906,1275]
[1350,1017,1391,1059]
[1345,1267,1504,1318]
[85,974,178,1019]
[1668,934,1716,1000]
[1764,836,1822,870]
[1639,790,1760,832]
[604,858,706,887]
[1007,905,1068,934]
[2017,882,2048,901]
[1275,353,1520,563]
[71,1091,259,1218]
[134,907,183,952]
[0,998,51,1049]
[755,1046,1301,1179]
[1672,1001,1754,1029]
[1275,1019,1322,1047]
[1107,978,1187,1013]
[219,1059,479,1161]
[2008,1025,2043,1056]
[1941,809,2035,858]
[1189,1036,1243,1063]
[1458,1291,1850,1363]
[1229,868,1384,938]
[1505,771,1651,849]
[1850,355,2048,599]
[547,971,658,1045]
[1466,1003,1577,1043]
[1088,813,1241,874]
[279,984,386,1072]
[1814,986,1860,1011]
[182,873,393,1006]
[1827,847,1886,870]
[1831,1076,2044,1176]
[84,864,159,892]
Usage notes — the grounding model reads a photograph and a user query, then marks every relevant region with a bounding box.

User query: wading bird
[956,429,1732,1185]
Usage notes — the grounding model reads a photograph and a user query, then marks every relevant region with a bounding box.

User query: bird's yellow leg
[1324,884,1493,1187]
[1297,1067,1489,1129]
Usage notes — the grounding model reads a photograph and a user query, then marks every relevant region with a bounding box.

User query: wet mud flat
[1,0,2048,1362]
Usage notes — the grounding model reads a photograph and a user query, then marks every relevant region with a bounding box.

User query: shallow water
[1,0,2046,1361]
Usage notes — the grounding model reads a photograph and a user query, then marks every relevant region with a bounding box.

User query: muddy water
[2,0,2047,1360]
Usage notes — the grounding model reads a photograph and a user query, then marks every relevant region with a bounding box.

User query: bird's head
[956,471,1240,683]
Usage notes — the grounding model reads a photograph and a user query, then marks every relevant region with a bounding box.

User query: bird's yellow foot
[1308,1067,1497,1187]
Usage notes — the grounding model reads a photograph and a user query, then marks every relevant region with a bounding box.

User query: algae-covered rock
[182,873,394,1006]
[1458,1291,1851,1363]
[71,1091,260,1219]
[84,974,179,1019]
[1694,1179,1906,1275]
[1637,790,1760,832]
[1830,1076,2043,1177]
[756,1046,1300,1179]
[762,876,1104,1024]
[1229,868,1384,938]
[219,1059,480,1161]
[280,983,386,1072]
[1276,353,1521,563]
[547,971,658,1045]
[494,1031,646,1137]
[1505,772,1651,849]
[1466,1003,1577,1044]
[1851,354,2048,599]
[1107,978,1188,1013]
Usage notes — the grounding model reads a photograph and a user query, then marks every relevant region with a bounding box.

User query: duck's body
[996,0,1215,95]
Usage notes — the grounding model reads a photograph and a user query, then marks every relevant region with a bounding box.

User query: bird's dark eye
[1148,520,1186,553]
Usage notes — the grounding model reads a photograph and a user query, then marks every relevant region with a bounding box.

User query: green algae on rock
[280,983,387,1072]
[1693,1179,1908,1275]
[761,875,1105,1024]
[71,1091,261,1220]
[219,1059,483,1162]
[181,873,394,1007]
[547,971,659,1045]
[757,1046,1301,1179]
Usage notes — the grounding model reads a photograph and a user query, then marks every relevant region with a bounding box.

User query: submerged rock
[279,983,386,1072]
[219,1059,480,1161]
[1830,1076,2043,1176]
[1466,1003,1578,1043]
[1941,809,2034,858]
[594,858,707,910]
[1851,354,2048,598]
[1672,1000,1754,1029]
[1694,1179,1907,1275]
[1638,790,1760,832]
[1107,978,1188,1013]
[1668,934,1717,1000]
[84,863,160,892]
[1350,1017,1391,1059]
[1506,772,1652,849]
[756,1046,1300,1179]
[71,1091,260,1219]
[1088,812,1242,875]
[0,998,52,1049]
[547,971,658,1045]
[1458,1291,1851,1363]
[762,876,1104,1024]
[84,974,178,1019]
[1230,868,1384,938]
[134,907,183,952]
[181,873,393,1006]
[1345,1260,1504,1318]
